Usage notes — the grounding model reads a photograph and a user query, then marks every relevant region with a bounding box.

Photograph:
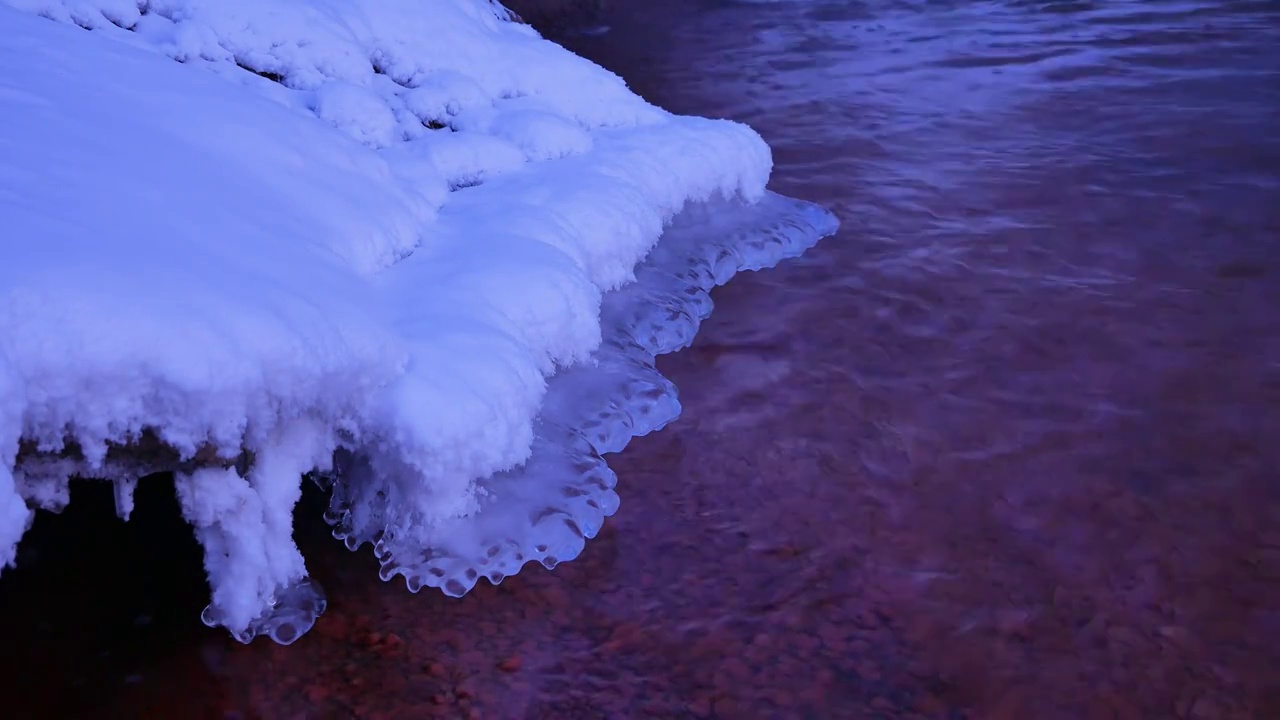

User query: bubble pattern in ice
[200,577,328,646]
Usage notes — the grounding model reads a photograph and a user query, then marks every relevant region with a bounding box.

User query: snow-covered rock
[0,0,835,643]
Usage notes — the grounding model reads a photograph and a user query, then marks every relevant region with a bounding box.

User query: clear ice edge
[244,192,838,644]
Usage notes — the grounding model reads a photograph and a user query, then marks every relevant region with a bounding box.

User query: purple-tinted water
[2,1,1278,718]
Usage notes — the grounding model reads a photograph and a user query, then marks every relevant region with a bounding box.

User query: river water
[556,1,1280,716]
[3,1,1279,718]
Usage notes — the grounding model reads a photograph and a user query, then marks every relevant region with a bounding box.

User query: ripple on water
[554,0,1280,715]
[1,1,1277,717]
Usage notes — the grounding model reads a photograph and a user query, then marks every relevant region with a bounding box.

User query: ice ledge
[7,191,836,644]
[0,0,835,645]
[347,192,839,603]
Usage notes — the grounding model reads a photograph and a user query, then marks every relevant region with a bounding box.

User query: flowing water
[2,1,1278,718]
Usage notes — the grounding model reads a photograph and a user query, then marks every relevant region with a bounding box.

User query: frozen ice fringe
[0,0,837,643]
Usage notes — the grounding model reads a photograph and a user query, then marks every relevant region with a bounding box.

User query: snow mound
[0,0,837,644]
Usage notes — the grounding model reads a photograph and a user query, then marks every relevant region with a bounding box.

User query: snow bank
[0,0,836,643]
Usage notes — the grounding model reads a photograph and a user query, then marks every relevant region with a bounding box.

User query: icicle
[113,477,138,521]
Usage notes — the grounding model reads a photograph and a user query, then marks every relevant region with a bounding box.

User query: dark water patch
[931,46,1078,69]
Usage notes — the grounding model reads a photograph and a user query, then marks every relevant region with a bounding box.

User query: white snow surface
[0,0,792,640]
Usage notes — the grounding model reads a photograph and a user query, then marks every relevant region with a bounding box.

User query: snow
[0,0,837,643]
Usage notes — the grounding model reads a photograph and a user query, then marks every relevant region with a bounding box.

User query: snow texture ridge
[0,0,837,643]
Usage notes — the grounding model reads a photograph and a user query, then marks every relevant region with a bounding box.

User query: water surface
[2,1,1278,717]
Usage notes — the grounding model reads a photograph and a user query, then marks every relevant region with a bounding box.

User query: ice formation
[0,0,837,644]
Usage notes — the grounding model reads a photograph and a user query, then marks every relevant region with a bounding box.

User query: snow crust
[0,0,836,643]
